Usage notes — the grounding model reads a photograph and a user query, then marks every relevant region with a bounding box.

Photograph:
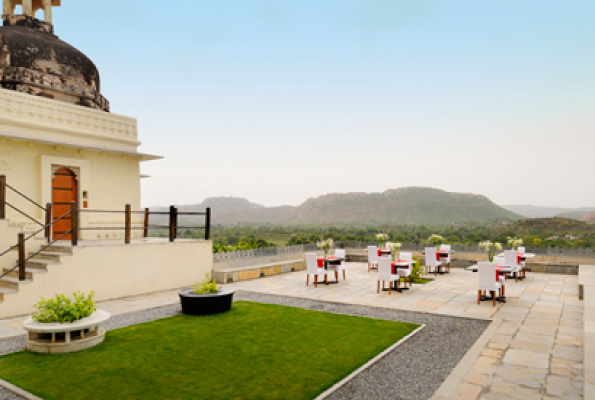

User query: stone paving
[223,264,584,400]
[0,263,584,399]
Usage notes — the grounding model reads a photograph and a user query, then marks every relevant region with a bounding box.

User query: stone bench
[213,259,305,284]
[579,266,595,399]
[23,310,110,354]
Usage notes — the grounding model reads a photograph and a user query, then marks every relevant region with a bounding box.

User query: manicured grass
[0,301,418,400]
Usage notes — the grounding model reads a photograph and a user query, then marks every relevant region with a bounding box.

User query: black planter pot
[179,288,234,316]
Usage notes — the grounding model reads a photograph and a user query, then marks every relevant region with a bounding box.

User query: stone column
[3,0,14,16]
[22,0,33,16]
[43,0,51,22]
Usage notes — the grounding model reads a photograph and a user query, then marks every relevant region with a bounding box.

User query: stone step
[3,267,46,280]
[0,287,18,302]
[28,251,69,261]
[45,245,73,255]
[26,259,60,269]
[0,276,33,290]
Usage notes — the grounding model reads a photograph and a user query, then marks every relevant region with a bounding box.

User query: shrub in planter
[32,292,96,324]
[180,274,234,316]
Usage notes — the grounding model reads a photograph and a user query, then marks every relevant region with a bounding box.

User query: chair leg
[492,291,496,307]
[335,271,338,282]
[306,275,309,286]
[325,275,328,285]
[368,263,370,272]
[314,275,318,287]
[377,280,380,294]
[502,285,505,298]
[343,270,346,280]
[389,282,392,295]
[515,272,518,282]
[477,290,481,304]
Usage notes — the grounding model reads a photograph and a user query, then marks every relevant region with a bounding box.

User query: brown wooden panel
[52,169,77,240]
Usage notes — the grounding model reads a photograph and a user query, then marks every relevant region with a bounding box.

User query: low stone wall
[213,259,306,284]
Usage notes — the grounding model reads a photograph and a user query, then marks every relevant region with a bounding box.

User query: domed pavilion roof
[0,4,109,112]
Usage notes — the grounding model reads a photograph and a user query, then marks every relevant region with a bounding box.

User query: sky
[52,1,594,208]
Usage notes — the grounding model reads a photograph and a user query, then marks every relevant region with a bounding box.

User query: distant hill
[502,205,595,219]
[508,217,595,235]
[158,188,520,226]
[579,213,595,224]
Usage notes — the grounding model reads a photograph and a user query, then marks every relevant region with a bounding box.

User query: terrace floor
[227,264,584,400]
[0,264,584,399]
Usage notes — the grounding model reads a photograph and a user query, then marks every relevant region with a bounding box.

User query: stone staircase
[0,245,73,305]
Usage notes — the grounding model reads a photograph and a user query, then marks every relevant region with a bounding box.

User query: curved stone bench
[23,310,111,354]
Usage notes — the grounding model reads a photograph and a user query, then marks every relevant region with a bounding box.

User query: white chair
[424,247,444,276]
[334,249,347,280]
[397,251,413,288]
[305,252,327,287]
[440,244,452,272]
[368,245,379,272]
[477,262,502,307]
[493,256,507,297]
[504,250,522,282]
[377,257,400,295]
[517,246,527,278]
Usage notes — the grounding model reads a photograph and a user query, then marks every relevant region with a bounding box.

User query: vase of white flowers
[507,237,523,251]
[428,234,444,250]
[317,238,334,258]
[387,242,402,261]
[376,233,389,248]
[479,241,502,262]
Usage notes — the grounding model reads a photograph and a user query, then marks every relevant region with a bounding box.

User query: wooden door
[52,168,78,240]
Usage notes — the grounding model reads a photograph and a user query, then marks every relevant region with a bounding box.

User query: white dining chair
[504,249,522,282]
[397,251,414,288]
[424,247,443,276]
[440,244,452,272]
[368,245,379,272]
[334,248,347,280]
[377,257,400,295]
[517,246,527,279]
[493,256,507,297]
[477,262,502,307]
[305,252,327,287]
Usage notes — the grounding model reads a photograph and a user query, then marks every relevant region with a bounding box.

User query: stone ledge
[580,265,595,400]
[213,259,305,284]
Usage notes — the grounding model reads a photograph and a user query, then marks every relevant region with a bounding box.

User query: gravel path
[0,292,490,400]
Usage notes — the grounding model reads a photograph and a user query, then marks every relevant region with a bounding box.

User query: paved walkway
[0,263,584,399]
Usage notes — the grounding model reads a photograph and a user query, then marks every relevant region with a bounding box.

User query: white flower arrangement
[507,237,523,250]
[428,234,444,248]
[386,242,402,261]
[375,233,389,247]
[317,238,334,257]
[479,241,502,261]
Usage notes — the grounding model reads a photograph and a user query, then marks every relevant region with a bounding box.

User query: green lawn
[0,301,418,400]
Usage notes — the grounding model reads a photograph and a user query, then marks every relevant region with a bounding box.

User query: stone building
[0,1,211,318]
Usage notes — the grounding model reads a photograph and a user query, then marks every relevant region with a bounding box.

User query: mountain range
[154,187,521,226]
[501,205,595,220]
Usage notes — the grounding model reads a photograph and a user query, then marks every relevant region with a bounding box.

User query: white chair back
[334,249,346,258]
[493,256,505,266]
[478,262,498,291]
[368,246,379,263]
[504,250,519,267]
[425,247,439,267]
[306,253,319,274]
[440,244,451,251]
[517,246,526,253]
[400,252,413,261]
[377,257,392,281]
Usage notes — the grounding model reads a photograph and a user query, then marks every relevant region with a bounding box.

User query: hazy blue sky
[54,1,594,207]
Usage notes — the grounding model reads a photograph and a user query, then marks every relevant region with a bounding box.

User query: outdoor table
[317,256,345,285]
[378,248,391,256]
[382,259,414,293]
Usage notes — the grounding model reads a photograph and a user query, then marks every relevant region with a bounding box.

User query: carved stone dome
[0,15,109,111]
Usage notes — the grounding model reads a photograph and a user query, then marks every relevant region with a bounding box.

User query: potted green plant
[179,274,234,315]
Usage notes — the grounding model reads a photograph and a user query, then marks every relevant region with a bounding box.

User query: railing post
[0,175,5,220]
[70,201,78,246]
[45,203,52,242]
[143,207,149,238]
[124,204,131,244]
[205,207,211,240]
[169,206,178,242]
[18,232,25,281]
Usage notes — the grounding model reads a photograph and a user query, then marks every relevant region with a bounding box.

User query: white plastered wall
[0,240,213,319]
